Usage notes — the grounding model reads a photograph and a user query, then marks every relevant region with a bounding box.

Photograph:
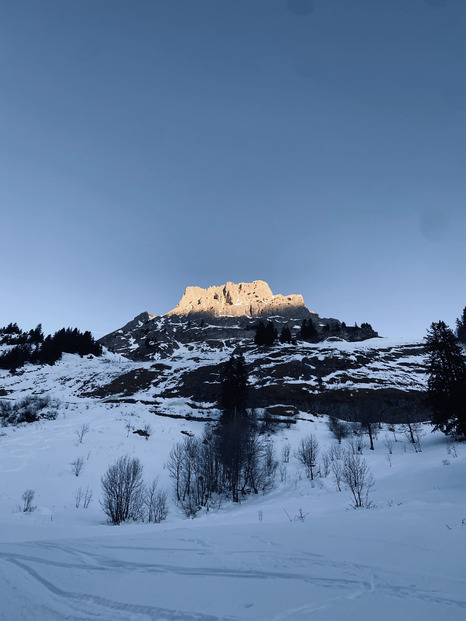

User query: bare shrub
[83,486,93,508]
[279,463,288,483]
[75,423,90,444]
[71,457,85,477]
[74,487,83,508]
[294,434,319,481]
[328,417,350,444]
[21,489,36,513]
[1,395,59,426]
[383,434,393,455]
[75,485,93,509]
[100,455,145,524]
[281,442,291,463]
[321,451,331,478]
[403,422,425,453]
[343,451,375,508]
[328,441,344,462]
[295,508,308,522]
[145,479,169,523]
[347,436,364,455]
[331,459,343,491]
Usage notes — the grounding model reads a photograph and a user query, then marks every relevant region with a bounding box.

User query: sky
[1,0,465,340]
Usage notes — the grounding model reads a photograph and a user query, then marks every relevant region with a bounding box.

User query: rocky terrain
[94,281,427,423]
[167,279,313,318]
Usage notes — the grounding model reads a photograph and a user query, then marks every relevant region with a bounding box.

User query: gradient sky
[1,0,465,340]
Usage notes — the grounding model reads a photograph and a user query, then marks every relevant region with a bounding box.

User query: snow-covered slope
[1,335,428,425]
[1,332,464,620]
[0,389,464,620]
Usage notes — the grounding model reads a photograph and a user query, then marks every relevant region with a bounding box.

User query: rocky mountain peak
[166,280,314,318]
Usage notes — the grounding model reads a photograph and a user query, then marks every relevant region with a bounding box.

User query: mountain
[95,281,427,423]
[2,282,463,620]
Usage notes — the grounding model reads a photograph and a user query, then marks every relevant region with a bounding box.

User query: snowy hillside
[0,350,465,620]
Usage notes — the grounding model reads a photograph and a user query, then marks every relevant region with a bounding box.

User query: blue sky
[1,0,465,339]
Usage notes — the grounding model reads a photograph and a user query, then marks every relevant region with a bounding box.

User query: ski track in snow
[0,532,465,621]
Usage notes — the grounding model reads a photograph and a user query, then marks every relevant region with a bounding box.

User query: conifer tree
[456,307,466,345]
[254,321,277,346]
[218,352,248,418]
[425,321,466,436]
[279,326,292,344]
[300,318,318,342]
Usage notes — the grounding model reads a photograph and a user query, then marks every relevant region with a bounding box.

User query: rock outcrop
[167,280,314,319]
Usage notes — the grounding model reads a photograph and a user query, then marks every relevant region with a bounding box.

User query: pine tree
[254,321,277,346]
[218,352,248,418]
[279,326,292,344]
[425,321,466,436]
[456,307,466,345]
[300,318,318,342]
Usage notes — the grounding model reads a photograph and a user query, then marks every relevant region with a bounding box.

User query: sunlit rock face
[167,280,314,318]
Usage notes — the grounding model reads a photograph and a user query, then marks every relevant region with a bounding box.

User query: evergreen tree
[254,321,277,346]
[279,326,292,344]
[300,318,318,342]
[28,324,44,345]
[0,344,31,372]
[218,352,248,418]
[456,307,466,345]
[425,321,466,436]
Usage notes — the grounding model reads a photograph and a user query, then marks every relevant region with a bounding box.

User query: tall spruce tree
[300,318,318,342]
[425,321,466,436]
[218,352,248,418]
[279,325,292,344]
[254,321,277,346]
[456,307,466,345]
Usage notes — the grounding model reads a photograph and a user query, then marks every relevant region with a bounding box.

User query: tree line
[0,323,102,372]
[253,318,376,346]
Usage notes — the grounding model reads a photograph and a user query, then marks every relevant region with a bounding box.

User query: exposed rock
[167,280,314,319]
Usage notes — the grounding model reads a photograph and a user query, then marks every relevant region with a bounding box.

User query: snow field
[0,345,464,620]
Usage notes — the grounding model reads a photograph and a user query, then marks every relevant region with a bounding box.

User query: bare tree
[281,442,291,463]
[71,456,85,477]
[294,434,319,481]
[403,422,425,453]
[83,486,93,508]
[75,485,93,508]
[383,434,393,455]
[145,479,169,523]
[331,459,343,491]
[343,451,375,508]
[321,451,331,478]
[100,455,145,524]
[74,486,83,508]
[75,423,90,444]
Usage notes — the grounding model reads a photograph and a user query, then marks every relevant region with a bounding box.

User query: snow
[0,351,465,620]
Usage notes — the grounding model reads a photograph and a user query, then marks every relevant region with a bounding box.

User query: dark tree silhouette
[456,307,466,345]
[254,321,278,346]
[300,318,319,342]
[218,352,248,418]
[425,321,466,437]
[279,326,292,344]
